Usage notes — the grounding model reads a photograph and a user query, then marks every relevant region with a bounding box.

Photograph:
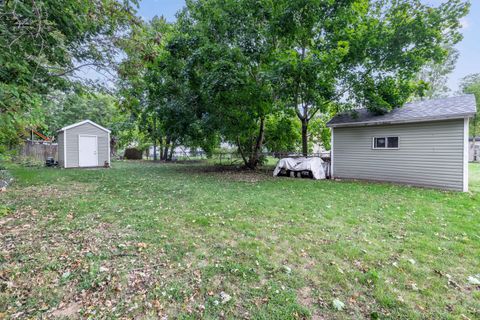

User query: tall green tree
[117,17,167,159]
[42,89,126,135]
[120,0,469,168]
[416,46,459,99]
[118,16,220,160]
[460,73,480,160]
[264,112,301,154]
[176,0,280,168]
[273,0,469,155]
[0,0,138,151]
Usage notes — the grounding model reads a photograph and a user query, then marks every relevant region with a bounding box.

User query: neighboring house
[327,95,477,192]
[469,137,480,162]
[57,120,111,168]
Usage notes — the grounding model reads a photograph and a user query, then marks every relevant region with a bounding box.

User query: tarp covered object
[273,157,326,180]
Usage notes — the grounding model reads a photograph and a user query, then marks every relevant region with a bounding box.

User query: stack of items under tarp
[273,157,328,180]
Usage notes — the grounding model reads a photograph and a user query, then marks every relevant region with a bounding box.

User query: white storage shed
[57,120,111,168]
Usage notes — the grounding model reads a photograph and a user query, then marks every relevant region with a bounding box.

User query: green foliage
[174,0,278,167]
[42,89,127,137]
[415,46,459,99]
[117,0,468,164]
[272,0,469,153]
[0,205,13,218]
[118,17,219,160]
[3,0,467,166]
[309,117,331,151]
[0,0,138,150]
[124,148,143,160]
[460,74,480,137]
[16,156,43,168]
[264,114,301,153]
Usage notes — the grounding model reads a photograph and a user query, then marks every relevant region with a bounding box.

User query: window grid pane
[375,137,386,148]
[387,137,399,148]
[374,136,399,149]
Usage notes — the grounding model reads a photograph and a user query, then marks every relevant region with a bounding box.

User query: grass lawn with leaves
[1,161,479,319]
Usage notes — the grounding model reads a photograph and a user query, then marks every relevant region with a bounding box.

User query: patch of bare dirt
[174,164,273,182]
[51,302,81,318]
[297,286,315,308]
[8,183,92,202]
[297,287,327,320]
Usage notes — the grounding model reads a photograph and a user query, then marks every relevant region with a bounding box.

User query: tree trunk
[301,118,308,156]
[237,138,248,167]
[153,117,157,161]
[245,116,265,169]
[162,137,170,161]
[168,142,175,161]
[159,137,164,160]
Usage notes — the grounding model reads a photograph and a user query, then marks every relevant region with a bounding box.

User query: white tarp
[273,157,326,180]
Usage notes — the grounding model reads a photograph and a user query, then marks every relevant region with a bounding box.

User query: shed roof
[327,95,477,128]
[58,120,111,133]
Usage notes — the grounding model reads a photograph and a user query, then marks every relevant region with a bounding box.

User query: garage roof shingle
[327,95,477,128]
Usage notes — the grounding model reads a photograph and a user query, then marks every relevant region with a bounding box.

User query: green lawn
[1,162,479,319]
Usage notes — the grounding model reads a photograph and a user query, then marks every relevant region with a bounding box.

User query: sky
[137,0,480,93]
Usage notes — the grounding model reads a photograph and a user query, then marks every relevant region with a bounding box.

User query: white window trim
[330,128,334,178]
[78,134,99,167]
[64,130,67,168]
[60,120,111,133]
[372,136,400,150]
[463,117,469,192]
[107,132,111,167]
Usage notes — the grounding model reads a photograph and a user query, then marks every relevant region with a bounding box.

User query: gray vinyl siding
[332,119,465,191]
[57,131,64,167]
[64,123,109,168]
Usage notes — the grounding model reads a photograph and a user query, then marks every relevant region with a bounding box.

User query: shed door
[78,135,98,167]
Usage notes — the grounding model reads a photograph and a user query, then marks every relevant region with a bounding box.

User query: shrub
[124,148,143,160]
[0,205,13,217]
[16,156,44,167]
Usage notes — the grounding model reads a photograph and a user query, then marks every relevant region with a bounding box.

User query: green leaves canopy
[120,0,469,166]
[0,0,138,150]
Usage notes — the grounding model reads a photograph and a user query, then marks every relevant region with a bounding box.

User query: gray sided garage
[327,95,477,192]
[57,120,111,168]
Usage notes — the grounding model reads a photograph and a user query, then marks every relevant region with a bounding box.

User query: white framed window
[372,136,399,149]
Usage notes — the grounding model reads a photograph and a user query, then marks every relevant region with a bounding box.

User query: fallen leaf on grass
[446,274,461,289]
[332,298,345,311]
[220,291,232,304]
[282,265,292,274]
[467,275,480,285]
[137,242,148,251]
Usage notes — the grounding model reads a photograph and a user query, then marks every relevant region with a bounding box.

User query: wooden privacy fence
[19,141,58,161]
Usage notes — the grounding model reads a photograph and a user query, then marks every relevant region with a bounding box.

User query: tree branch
[48,63,107,77]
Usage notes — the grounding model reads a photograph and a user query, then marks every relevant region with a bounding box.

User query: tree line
[1,0,478,167]
[116,0,469,168]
